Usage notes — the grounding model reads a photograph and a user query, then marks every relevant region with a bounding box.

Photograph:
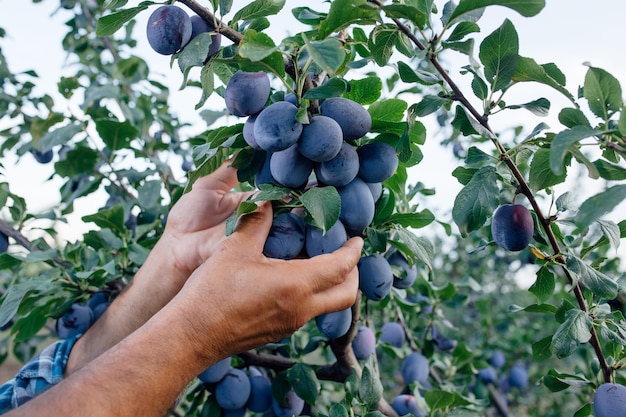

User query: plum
[297,115,343,162]
[305,219,348,257]
[215,368,251,410]
[254,102,303,152]
[431,324,457,352]
[401,352,429,386]
[477,367,498,384]
[246,374,272,413]
[188,15,221,59]
[272,390,305,417]
[254,152,276,188]
[358,254,393,301]
[320,97,372,141]
[391,394,425,417]
[263,212,305,260]
[491,204,534,251]
[314,142,359,187]
[0,232,8,254]
[269,145,313,189]
[181,159,193,172]
[315,307,352,339]
[594,383,626,417]
[224,71,271,117]
[198,357,231,383]
[56,303,94,339]
[338,177,375,236]
[352,325,376,359]
[357,141,398,183]
[380,322,405,348]
[387,250,417,289]
[366,182,383,202]
[507,364,528,390]
[146,5,192,55]
[87,291,109,321]
[488,350,506,369]
[243,114,260,149]
[32,149,53,164]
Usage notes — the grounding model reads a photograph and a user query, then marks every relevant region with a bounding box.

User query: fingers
[230,201,273,254]
[304,237,363,290]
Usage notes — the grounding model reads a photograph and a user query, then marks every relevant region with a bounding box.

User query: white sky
[1,0,625,266]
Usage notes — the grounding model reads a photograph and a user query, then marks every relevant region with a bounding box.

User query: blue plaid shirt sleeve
[0,336,79,414]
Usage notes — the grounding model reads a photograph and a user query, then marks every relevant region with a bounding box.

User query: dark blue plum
[391,394,425,417]
[87,292,109,321]
[488,350,506,369]
[254,102,303,152]
[297,115,343,162]
[314,142,359,187]
[32,149,53,164]
[146,5,192,55]
[305,219,348,257]
[198,357,231,383]
[358,254,393,301]
[0,232,8,254]
[263,212,305,260]
[181,159,193,172]
[380,322,405,348]
[188,15,221,59]
[594,383,626,417]
[401,352,429,386]
[507,364,528,390]
[254,152,276,188]
[246,374,272,412]
[320,97,372,141]
[56,303,94,339]
[215,368,251,410]
[269,145,313,189]
[366,182,383,202]
[431,325,457,352]
[272,390,305,417]
[222,408,246,417]
[315,307,352,339]
[243,114,260,149]
[352,325,376,359]
[357,141,398,183]
[284,93,298,105]
[491,204,534,251]
[477,367,498,384]
[338,177,375,236]
[225,71,271,117]
[387,250,417,289]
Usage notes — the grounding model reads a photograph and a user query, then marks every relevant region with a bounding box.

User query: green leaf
[479,19,519,92]
[385,210,435,229]
[532,335,553,361]
[329,403,349,417]
[529,148,567,192]
[196,63,216,110]
[368,99,407,122]
[558,107,590,128]
[343,76,382,105]
[449,0,545,23]
[513,57,575,103]
[303,36,346,77]
[287,363,319,405]
[447,21,480,42]
[549,126,604,175]
[300,186,341,233]
[391,226,434,270]
[318,0,379,39]
[54,146,99,177]
[230,0,285,24]
[382,4,427,29]
[0,253,22,270]
[82,205,126,235]
[452,166,499,235]
[574,184,626,231]
[303,77,347,100]
[39,123,83,153]
[529,266,556,303]
[292,7,327,25]
[358,365,382,407]
[593,159,626,181]
[566,256,619,300]
[178,33,216,87]
[368,24,401,66]
[551,309,592,359]
[597,219,621,250]
[507,97,550,117]
[583,66,623,120]
[95,119,138,151]
[424,390,471,412]
[238,30,277,61]
[412,95,447,117]
[96,4,150,36]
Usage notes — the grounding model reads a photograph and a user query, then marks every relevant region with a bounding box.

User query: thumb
[231,201,273,253]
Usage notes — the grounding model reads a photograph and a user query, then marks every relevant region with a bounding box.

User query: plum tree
[338,177,375,236]
[320,98,372,141]
[352,325,376,359]
[224,71,271,117]
[263,212,305,260]
[198,357,232,384]
[593,383,626,417]
[491,204,534,251]
[297,116,343,162]
[188,15,221,59]
[357,142,399,183]
[314,142,360,187]
[146,5,192,55]
[315,307,352,339]
[215,368,252,410]
[304,220,347,257]
[253,102,303,152]
[358,254,393,301]
[55,303,94,339]
[269,145,313,189]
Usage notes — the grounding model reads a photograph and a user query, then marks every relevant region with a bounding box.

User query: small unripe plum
[305,220,348,257]
[315,307,352,339]
[0,232,8,254]
[56,303,94,339]
[358,254,393,301]
[391,395,425,417]
[352,325,376,359]
[263,212,305,260]
[246,374,272,412]
[357,141,398,183]
[297,116,343,162]
[189,15,221,59]
[215,368,251,410]
[320,97,372,141]
[594,383,626,417]
[401,351,429,386]
[387,250,417,289]
[477,367,498,384]
[254,102,303,152]
[380,322,405,348]
[338,177,375,236]
[146,5,192,55]
[32,149,53,164]
[315,142,359,187]
[198,357,231,383]
[269,145,313,189]
[507,364,528,390]
[225,71,271,117]
[488,350,506,369]
[491,204,534,251]
[272,390,305,417]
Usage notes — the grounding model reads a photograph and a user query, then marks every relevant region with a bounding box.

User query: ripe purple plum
[263,212,305,260]
[215,368,251,410]
[352,325,376,359]
[358,254,393,301]
[507,364,528,390]
[297,115,343,162]
[380,322,405,348]
[32,149,53,164]
[0,232,8,254]
[314,142,359,187]
[391,394,425,417]
[320,97,372,141]
[188,15,221,59]
[491,204,534,251]
[387,250,417,289]
[243,114,260,149]
[338,177,375,236]
[594,383,626,417]
[431,325,457,352]
[478,367,498,384]
[272,390,305,417]
[305,219,348,257]
[269,145,313,189]
[254,102,303,152]
[488,350,506,369]
[357,141,398,183]
[315,307,352,340]
[198,357,231,383]
[254,152,276,188]
[87,291,109,321]
[246,374,272,413]
[401,352,429,386]
[146,5,192,55]
[224,71,271,117]
[366,182,383,202]
[56,303,94,339]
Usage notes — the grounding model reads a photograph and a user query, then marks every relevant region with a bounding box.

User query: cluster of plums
[198,359,304,417]
[491,204,534,252]
[55,292,109,339]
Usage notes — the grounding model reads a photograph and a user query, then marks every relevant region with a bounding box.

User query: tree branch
[176,0,243,45]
